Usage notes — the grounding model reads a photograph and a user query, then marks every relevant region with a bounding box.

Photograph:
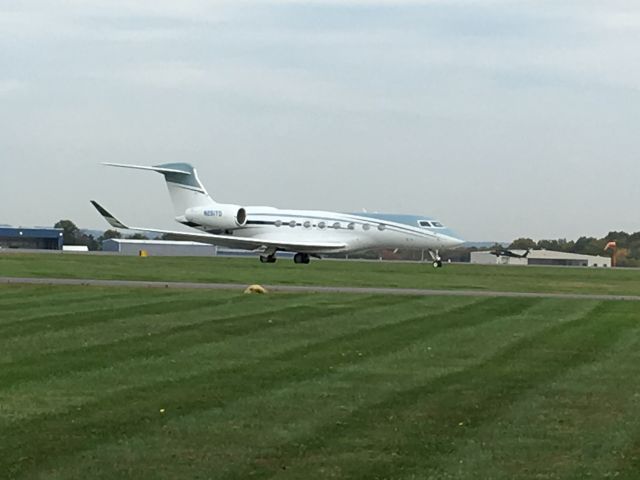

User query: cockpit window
[419,220,444,228]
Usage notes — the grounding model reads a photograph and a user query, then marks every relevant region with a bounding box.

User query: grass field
[2,277,640,479]
[2,252,640,295]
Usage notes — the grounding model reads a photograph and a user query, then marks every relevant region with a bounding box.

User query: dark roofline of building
[0,227,64,239]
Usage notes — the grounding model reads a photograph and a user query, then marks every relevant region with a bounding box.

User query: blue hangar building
[0,227,64,250]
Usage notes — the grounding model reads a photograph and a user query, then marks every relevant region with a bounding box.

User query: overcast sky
[1,0,639,241]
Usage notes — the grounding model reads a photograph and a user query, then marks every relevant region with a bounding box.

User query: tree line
[54,220,149,251]
[442,231,640,267]
[505,231,640,267]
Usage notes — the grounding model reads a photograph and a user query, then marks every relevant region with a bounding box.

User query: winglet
[90,201,129,229]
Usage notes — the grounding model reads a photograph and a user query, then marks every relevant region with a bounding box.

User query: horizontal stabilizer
[102,162,191,175]
[101,162,210,215]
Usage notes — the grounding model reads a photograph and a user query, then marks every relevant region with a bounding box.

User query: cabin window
[377,224,386,231]
[332,222,341,229]
[347,222,355,230]
[419,221,432,228]
[303,221,311,228]
[274,220,282,227]
[289,220,296,228]
[362,224,371,231]
[318,221,326,229]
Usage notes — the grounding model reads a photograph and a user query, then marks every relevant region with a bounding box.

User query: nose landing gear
[428,250,443,268]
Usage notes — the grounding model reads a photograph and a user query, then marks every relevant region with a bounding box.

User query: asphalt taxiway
[1,276,639,302]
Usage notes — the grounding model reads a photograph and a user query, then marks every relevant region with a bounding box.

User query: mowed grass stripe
[1,297,526,477]
[0,295,451,425]
[444,318,640,479]
[0,288,187,324]
[0,296,344,387]
[153,300,595,480]
[210,298,579,478]
[265,300,636,480]
[0,291,157,321]
[49,300,597,480]
[0,286,152,316]
[34,298,556,480]
[3,285,636,480]
[0,292,254,364]
[0,285,70,304]
[0,294,440,415]
[0,292,225,339]
[241,297,538,382]
[0,293,407,387]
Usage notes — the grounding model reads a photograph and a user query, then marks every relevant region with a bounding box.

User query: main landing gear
[293,253,310,264]
[259,253,310,264]
[259,255,277,263]
[428,250,443,268]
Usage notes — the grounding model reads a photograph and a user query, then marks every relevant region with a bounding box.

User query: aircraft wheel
[294,253,311,264]
[433,260,442,268]
[260,255,277,264]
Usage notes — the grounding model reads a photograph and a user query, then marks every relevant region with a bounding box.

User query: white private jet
[91,163,464,267]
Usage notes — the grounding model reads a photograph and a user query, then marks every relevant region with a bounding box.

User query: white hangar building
[471,249,611,268]
[103,239,216,256]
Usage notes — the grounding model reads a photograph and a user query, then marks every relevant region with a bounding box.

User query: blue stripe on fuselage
[247,211,459,240]
[352,213,459,239]
[248,211,435,238]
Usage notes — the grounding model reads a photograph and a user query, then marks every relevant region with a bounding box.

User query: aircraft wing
[91,201,347,254]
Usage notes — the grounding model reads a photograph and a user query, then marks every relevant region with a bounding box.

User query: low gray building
[471,249,611,267]
[103,239,216,256]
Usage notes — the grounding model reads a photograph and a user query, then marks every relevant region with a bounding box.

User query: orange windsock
[604,241,617,251]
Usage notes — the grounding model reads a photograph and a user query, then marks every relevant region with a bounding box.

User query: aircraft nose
[441,234,465,248]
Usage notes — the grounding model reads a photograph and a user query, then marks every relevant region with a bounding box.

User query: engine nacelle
[184,204,247,230]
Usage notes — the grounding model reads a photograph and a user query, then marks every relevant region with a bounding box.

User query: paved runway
[1,276,639,301]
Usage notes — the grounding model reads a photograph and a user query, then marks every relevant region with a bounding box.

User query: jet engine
[184,204,247,230]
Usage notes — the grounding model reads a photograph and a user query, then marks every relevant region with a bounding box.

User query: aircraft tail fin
[102,162,214,216]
